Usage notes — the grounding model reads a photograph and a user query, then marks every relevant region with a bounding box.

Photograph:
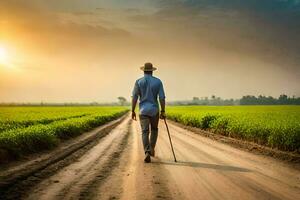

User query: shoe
[150,149,155,157]
[144,152,151,163]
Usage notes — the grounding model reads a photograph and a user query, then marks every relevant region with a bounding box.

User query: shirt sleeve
[159,81,166,100]
[132,80,140,100]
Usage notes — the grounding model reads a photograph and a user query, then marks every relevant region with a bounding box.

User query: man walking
[131,62,166,163]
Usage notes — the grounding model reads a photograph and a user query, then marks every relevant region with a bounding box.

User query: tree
[193,97,200,101]
[240,95,257,105]
[117,97,127,106]
[278,94,288,104]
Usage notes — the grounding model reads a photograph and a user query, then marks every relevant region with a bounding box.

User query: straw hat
[140,62,157,71]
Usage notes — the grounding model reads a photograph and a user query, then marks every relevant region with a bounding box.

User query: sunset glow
[0,46,8,65]
[0,0,299,102]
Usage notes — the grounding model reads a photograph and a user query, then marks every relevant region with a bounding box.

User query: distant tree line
[168,95,240,106]
[0,102,122,107]
[168,94,300,106]
[0,97,131,107]
[240,94,300,105]
[1,94,299,107]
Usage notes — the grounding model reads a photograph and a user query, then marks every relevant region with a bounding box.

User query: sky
[0,0,299,102]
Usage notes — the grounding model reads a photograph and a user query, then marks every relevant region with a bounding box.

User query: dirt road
[1,115,299,199]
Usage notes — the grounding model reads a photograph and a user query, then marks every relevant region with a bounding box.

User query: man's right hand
[160,111,166,119]
[131,111,137,120]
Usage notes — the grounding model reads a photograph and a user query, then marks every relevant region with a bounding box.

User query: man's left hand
[132,111,137,120]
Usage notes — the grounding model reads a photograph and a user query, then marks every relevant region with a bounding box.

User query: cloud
[125,8,143,13]
[71,11,95,16]
[0,1,131,38]
[126,0,300,71]
[0,0,133,58]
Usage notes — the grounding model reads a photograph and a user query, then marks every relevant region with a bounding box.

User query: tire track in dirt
[92,119,173,200]
[159,132,281,199]
[168,124,299,189]
[25,117,132,200]
[78,121,131,199]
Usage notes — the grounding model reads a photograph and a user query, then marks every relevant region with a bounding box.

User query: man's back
[131,62,166,163]
[132,74,165,117]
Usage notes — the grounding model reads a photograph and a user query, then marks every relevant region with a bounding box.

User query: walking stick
[163,118,177,162]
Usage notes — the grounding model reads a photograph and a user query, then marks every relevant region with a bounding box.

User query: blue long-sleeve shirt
[132,74,165,116]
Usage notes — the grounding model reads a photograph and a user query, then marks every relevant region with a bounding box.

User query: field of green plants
[0,106,128,160]
[167,106,300,152]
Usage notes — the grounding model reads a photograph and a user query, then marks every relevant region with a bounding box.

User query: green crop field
[167,106,300,152]
[0,106,128,160]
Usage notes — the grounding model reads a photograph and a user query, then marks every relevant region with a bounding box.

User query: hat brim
[140,66,157,71]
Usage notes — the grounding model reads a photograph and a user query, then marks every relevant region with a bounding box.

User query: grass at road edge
[167,106,300,152]
[0,108,128,163]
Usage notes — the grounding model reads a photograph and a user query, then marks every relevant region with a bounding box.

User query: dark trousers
[139,114,159,154]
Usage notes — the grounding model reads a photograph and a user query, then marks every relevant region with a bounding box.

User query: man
[132,62,166,163]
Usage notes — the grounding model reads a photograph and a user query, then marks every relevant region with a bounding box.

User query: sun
[0,46,9,65]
